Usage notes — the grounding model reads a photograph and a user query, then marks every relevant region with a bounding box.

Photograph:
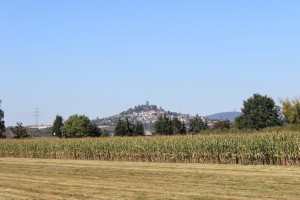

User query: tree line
[0,100,5,138]
[1,94,300,138]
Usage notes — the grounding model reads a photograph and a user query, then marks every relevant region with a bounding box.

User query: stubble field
[0,158,300,199]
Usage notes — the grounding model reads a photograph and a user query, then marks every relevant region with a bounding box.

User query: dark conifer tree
[13,122,29,138]
[52,115,63,138]
[0,100,5,138]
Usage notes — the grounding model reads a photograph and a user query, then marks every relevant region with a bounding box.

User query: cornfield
[1,131,300,165]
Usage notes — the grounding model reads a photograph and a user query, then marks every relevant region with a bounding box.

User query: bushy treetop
[61,114,101,138]
[188,114,208,134]
[280,97,300,124]
[235,93,283,130]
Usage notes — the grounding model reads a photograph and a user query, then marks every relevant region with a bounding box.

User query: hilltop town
[92,101,194,129]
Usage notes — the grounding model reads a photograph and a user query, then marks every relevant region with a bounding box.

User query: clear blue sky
[1,0,300,126]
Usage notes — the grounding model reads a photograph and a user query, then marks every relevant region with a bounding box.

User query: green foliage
[172,117,182,134]
[235,94,283,130]
[212,120,231,131]
[153,115,171,135]
[13,122,29,138]
[188,114,208,133]
[61,115,101,138]
[172,117,187,135]
[153,114,187,135]
[114,118,127,136]
[114,117,133,136]
[180,122,187,135]
[0,100,5,138]
[115,117,145,136]
[101,129,111,137]
[280,97,300,124]
[52,115,63,138]
[133,121,145,136]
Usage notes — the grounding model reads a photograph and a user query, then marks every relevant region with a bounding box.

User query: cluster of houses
[130,109,192,125]
[92,102,216,130]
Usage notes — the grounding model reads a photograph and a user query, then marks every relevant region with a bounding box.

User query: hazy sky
[1,0,300,126]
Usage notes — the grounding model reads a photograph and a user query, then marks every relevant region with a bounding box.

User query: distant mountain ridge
[205,112,241,122]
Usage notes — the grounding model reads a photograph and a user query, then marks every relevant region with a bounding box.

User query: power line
[33,106,40,126]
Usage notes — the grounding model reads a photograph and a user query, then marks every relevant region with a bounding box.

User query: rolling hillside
[205,111,241,122]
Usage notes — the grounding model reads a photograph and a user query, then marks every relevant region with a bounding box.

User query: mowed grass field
[0,158,300,200]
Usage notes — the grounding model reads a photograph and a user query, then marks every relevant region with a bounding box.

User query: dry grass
[0,158,299,199]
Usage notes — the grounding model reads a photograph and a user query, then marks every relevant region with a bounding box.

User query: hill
[92,102,237,129]
[205,111,241,122]
[120,104,160,115]
[92,102,191,128]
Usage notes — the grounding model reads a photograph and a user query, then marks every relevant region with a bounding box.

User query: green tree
[88,123,102,137]
[133,121,145,136]
[163,115,173,134]
[101,129,111,137]
[172,117,186,135]
[180,122,187,135]
[153,114,186,135]
[13,122,29,138]
[114,118,144,136]
[114,118,126,136]
[153,115,164,135]
[188,115,208,133]
[235,93,283,130]
[52,115,63,138]
[61,114,101,138]
[212,120,231,131]
[124,117,134,136]
[172,117,182,134]
[280,98,300,124]
[0,100,5,138]
[153,114,173,135]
